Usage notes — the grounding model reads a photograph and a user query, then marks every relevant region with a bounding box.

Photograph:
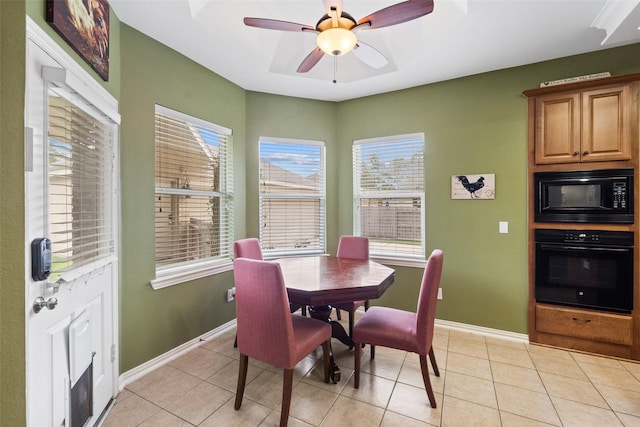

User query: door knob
[33,296,58,313]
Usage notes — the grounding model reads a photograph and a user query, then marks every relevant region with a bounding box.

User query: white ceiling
[109,0,640,102]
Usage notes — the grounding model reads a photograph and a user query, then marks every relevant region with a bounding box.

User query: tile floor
[102,311,640,426]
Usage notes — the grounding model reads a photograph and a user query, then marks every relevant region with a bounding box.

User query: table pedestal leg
[308,305,353,383]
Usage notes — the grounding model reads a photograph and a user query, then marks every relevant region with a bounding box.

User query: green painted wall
[118,24,246,372]
[1,2,26,425]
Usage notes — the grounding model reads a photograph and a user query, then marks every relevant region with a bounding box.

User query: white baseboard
[117,319,237,390]
[435,318,529,344]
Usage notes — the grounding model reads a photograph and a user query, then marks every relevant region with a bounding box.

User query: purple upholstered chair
[332,236,370,338]
[353,249,444,408]
[233,258,332,427]
[233,238,306,316]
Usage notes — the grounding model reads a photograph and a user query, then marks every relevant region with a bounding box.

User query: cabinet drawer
[536,305,633,346]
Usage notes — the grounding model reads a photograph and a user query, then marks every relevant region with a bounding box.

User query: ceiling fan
[244,0,435,75]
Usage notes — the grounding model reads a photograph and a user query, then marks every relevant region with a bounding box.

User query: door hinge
[111,344,116,362]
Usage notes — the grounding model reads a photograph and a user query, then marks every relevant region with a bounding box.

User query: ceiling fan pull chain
[333,56,337,84]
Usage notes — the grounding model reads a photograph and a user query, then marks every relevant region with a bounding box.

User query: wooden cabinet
[534,84,632,164]
[524,73,640,361]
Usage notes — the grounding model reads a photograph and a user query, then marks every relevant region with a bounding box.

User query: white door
[25,21,119,427]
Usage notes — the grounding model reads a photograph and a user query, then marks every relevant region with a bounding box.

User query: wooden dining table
[276,255,395,381]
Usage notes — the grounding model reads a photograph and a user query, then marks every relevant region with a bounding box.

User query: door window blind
[353,133,425,259]
[47,85,116,282]
[154,106,233,269]
[259,138,326,256]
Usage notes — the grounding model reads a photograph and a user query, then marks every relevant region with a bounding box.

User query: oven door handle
[538,244,631,253]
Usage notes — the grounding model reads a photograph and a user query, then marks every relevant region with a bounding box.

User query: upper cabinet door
[581,84,632,162]
[534,92,581,164]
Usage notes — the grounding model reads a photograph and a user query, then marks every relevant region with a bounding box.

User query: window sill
[371,256,426,268]
[151,259,233,290]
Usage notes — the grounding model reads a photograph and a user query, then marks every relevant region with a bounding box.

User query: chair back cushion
[233,258,295,368]
[233,238,263,260]
[336,236,369,260]
[415,249,444,353]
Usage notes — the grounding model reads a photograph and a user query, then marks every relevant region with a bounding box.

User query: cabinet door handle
[583,151,589,156]
[572,317,592,323]
[572,151,580,156]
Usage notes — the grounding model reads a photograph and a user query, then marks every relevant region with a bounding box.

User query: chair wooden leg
[428,346,440,377]
[354,341,361,388]
[335,308,342,320]
[322,340,331,383]
[348,311,355,338]
[370,345,375,360]
[280,369,294,427]
[301,306,307,316]
[233,334,237,348]
[419,354,437,408]
[234,354,248,410]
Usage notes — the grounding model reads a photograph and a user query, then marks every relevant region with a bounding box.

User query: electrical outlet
[437,288,443,300]
[227,287,236,302]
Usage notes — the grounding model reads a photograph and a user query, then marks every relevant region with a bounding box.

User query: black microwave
[534,168,634,224]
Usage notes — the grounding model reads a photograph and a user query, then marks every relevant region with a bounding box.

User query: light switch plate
[499,221,508,233]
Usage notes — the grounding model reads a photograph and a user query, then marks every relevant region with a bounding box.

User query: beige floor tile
[447,337,488,359]
[396,359,443,394]
[616,412,640,427]
[448,330,487,344]
[485,336,528,351]
[538,371,608,408]
[490,361,545,393]
[446,352,493,380]
[261,411,314,427]
[342,370,396,408]
[289,381,339,425]
[138,409,192,426]
[500,411,557,427]
[572,352,625,368]
[526,344,573,361]
[360,352,404,381]
[168,346,235,379]
[200,397,272,426]
[126,365,201,408]
[487,344,534,369]
[596,384,640,417]
[320,395,385,426]
[621,360,640,381]
[381,410,430,426]
[494,383,560,426]
[205,358,263,393]
[387,382,442,425]
[441,395,501,427]
[552,396,624,427]
[164,380,234,425]
[243,369,289,409]
[101,391,160,427]
[200,332,238,358]
[579,362,640,392]
[529,351,588,380]
[443,371,497,408]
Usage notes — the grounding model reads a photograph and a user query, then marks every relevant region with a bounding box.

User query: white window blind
[154,106,233,270]
[353,133,425,259]
[259,138,326,256]
[47,84,117,282]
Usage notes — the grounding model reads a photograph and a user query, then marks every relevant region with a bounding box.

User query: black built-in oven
[535,229,633,313]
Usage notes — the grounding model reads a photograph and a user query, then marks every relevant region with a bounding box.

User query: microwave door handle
[539,244,630,253]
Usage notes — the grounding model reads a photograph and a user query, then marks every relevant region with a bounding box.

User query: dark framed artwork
[46,0,110,81]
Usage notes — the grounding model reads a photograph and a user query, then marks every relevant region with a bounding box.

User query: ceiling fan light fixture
[317,28,357,56]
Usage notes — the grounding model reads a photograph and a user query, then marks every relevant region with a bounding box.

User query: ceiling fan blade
[352,42,388,69]
[244,17,314,32]
[297,47,325,73]
[322,0,343,18]
[357,0,434,30]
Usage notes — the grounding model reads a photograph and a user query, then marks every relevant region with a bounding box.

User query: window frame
[258,137,327,258]
[151,105,234,289]
[353,133,426,267]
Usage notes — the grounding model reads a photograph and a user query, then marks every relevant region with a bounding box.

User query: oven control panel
[563,231,600,243]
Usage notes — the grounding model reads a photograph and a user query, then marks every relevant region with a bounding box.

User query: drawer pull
[572,317,592,323]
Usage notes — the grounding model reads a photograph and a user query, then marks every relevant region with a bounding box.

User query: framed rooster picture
[451,174,495,199]
[46,0,110,81]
